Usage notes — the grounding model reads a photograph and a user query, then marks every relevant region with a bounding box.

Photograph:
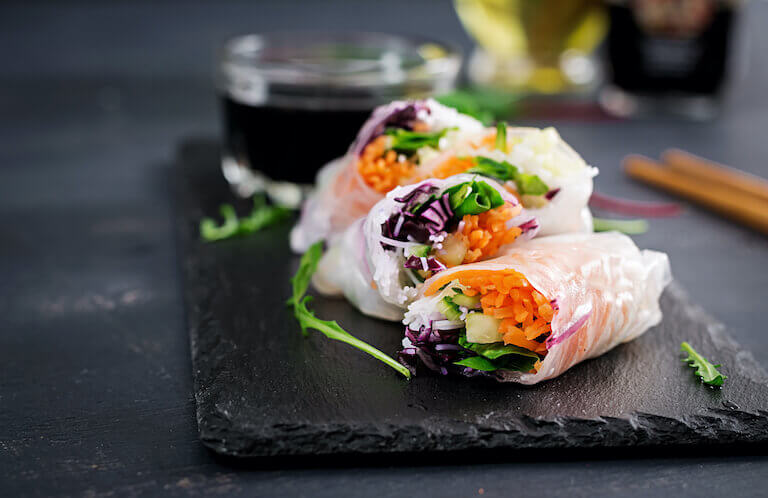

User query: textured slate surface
[178,142,768,458]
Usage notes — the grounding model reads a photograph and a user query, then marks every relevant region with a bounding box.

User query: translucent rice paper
[423,126,598,236]
[290,100,485,253]
[417,232,671,384]
[312,174,538,321]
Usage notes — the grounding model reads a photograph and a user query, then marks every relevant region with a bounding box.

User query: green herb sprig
[495,121,508,153]
[592,217,649,235]
[444,179,505,218]
[681,341,726,387]
[288,242,411,379]
[200,195,291,242]
[467,157,549,196]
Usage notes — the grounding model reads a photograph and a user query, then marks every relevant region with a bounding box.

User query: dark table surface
[2,1,767,496]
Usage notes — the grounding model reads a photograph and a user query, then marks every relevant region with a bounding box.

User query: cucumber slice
[465,312,502,343]
[406,244,431,258]
[437,296,462,322]
[452,293,481,308]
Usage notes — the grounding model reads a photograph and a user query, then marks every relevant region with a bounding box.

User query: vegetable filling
[399,269,557,377]
[380,180,524,283]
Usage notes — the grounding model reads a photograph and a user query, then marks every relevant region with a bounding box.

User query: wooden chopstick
[624,154,768,235]
[662,149,768,203]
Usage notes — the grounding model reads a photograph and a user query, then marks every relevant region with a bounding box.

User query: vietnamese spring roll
[312,174,539,321]
[398,232,671,384]
[290,99,485,253]
[422,125,598,236]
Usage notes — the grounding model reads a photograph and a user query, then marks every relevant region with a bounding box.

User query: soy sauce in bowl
[217,32,461,197]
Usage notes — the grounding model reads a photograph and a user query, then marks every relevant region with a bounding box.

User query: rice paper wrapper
[312,218,404,321]
[420,232,672,384]
[313,174,538,321]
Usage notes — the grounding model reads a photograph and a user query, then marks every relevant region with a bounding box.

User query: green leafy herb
[200,195,291,242]
[435,87,519,125]
[495,121,507,153]
[288,242,411,379]
[456,334,539,372]
[454,356,498,372]
[443,180,505,218]
[681,341,726,387]
[592,217,649,235]
[467,157,549,196]
[384,128,451,153]
[287,241,323,309]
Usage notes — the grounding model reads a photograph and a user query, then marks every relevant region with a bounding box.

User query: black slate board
[177,141,768,458]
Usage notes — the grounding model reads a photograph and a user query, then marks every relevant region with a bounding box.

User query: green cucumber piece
[452,293,481,308]
[406,244,431,258]
[438,296,462,322]
[465,312,502,343]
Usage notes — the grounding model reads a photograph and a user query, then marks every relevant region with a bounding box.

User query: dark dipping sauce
[220,96,371,184]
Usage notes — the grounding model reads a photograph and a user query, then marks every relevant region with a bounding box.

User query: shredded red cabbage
[518,218,539,234]
[350,101,430,157]
[403,256,446,272]
[394,183,438,206]
[545,188,561,200]
[381,189,456,249]
[398,325,484,378]
[545,310,591,348]
[590,192,683,218]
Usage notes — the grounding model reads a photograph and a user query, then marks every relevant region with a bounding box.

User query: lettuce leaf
[456,334,539,372]
[384,127,451,153]
[467,157,549,196]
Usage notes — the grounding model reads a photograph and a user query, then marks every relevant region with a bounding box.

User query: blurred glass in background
[600,0,738,120]
[455,0,608,94]
[217,32,461,198]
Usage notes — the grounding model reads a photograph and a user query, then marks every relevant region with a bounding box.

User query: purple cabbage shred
[351,101,430,157]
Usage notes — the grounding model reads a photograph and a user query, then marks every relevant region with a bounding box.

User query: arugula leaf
[593,217,649,235]
[287,241,323,309]
[681,341,726,387]
[454,356,498,371]
[443,180,505,218]
[200,204,239,241]
[435,88,519,125]
[287,242,411,379]
[467,157,549,196]
[384,128,451,153]
[495,121,507,153]
[200,195,291,242]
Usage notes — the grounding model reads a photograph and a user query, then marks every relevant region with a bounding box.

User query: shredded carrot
[426,268,555,363]
[457,202,523,264]
[356,136,416,193]
[432,156,476,179]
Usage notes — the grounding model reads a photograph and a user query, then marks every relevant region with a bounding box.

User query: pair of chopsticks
[624,150,768,235]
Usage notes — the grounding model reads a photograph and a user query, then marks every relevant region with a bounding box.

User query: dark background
[1,1,767,496]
